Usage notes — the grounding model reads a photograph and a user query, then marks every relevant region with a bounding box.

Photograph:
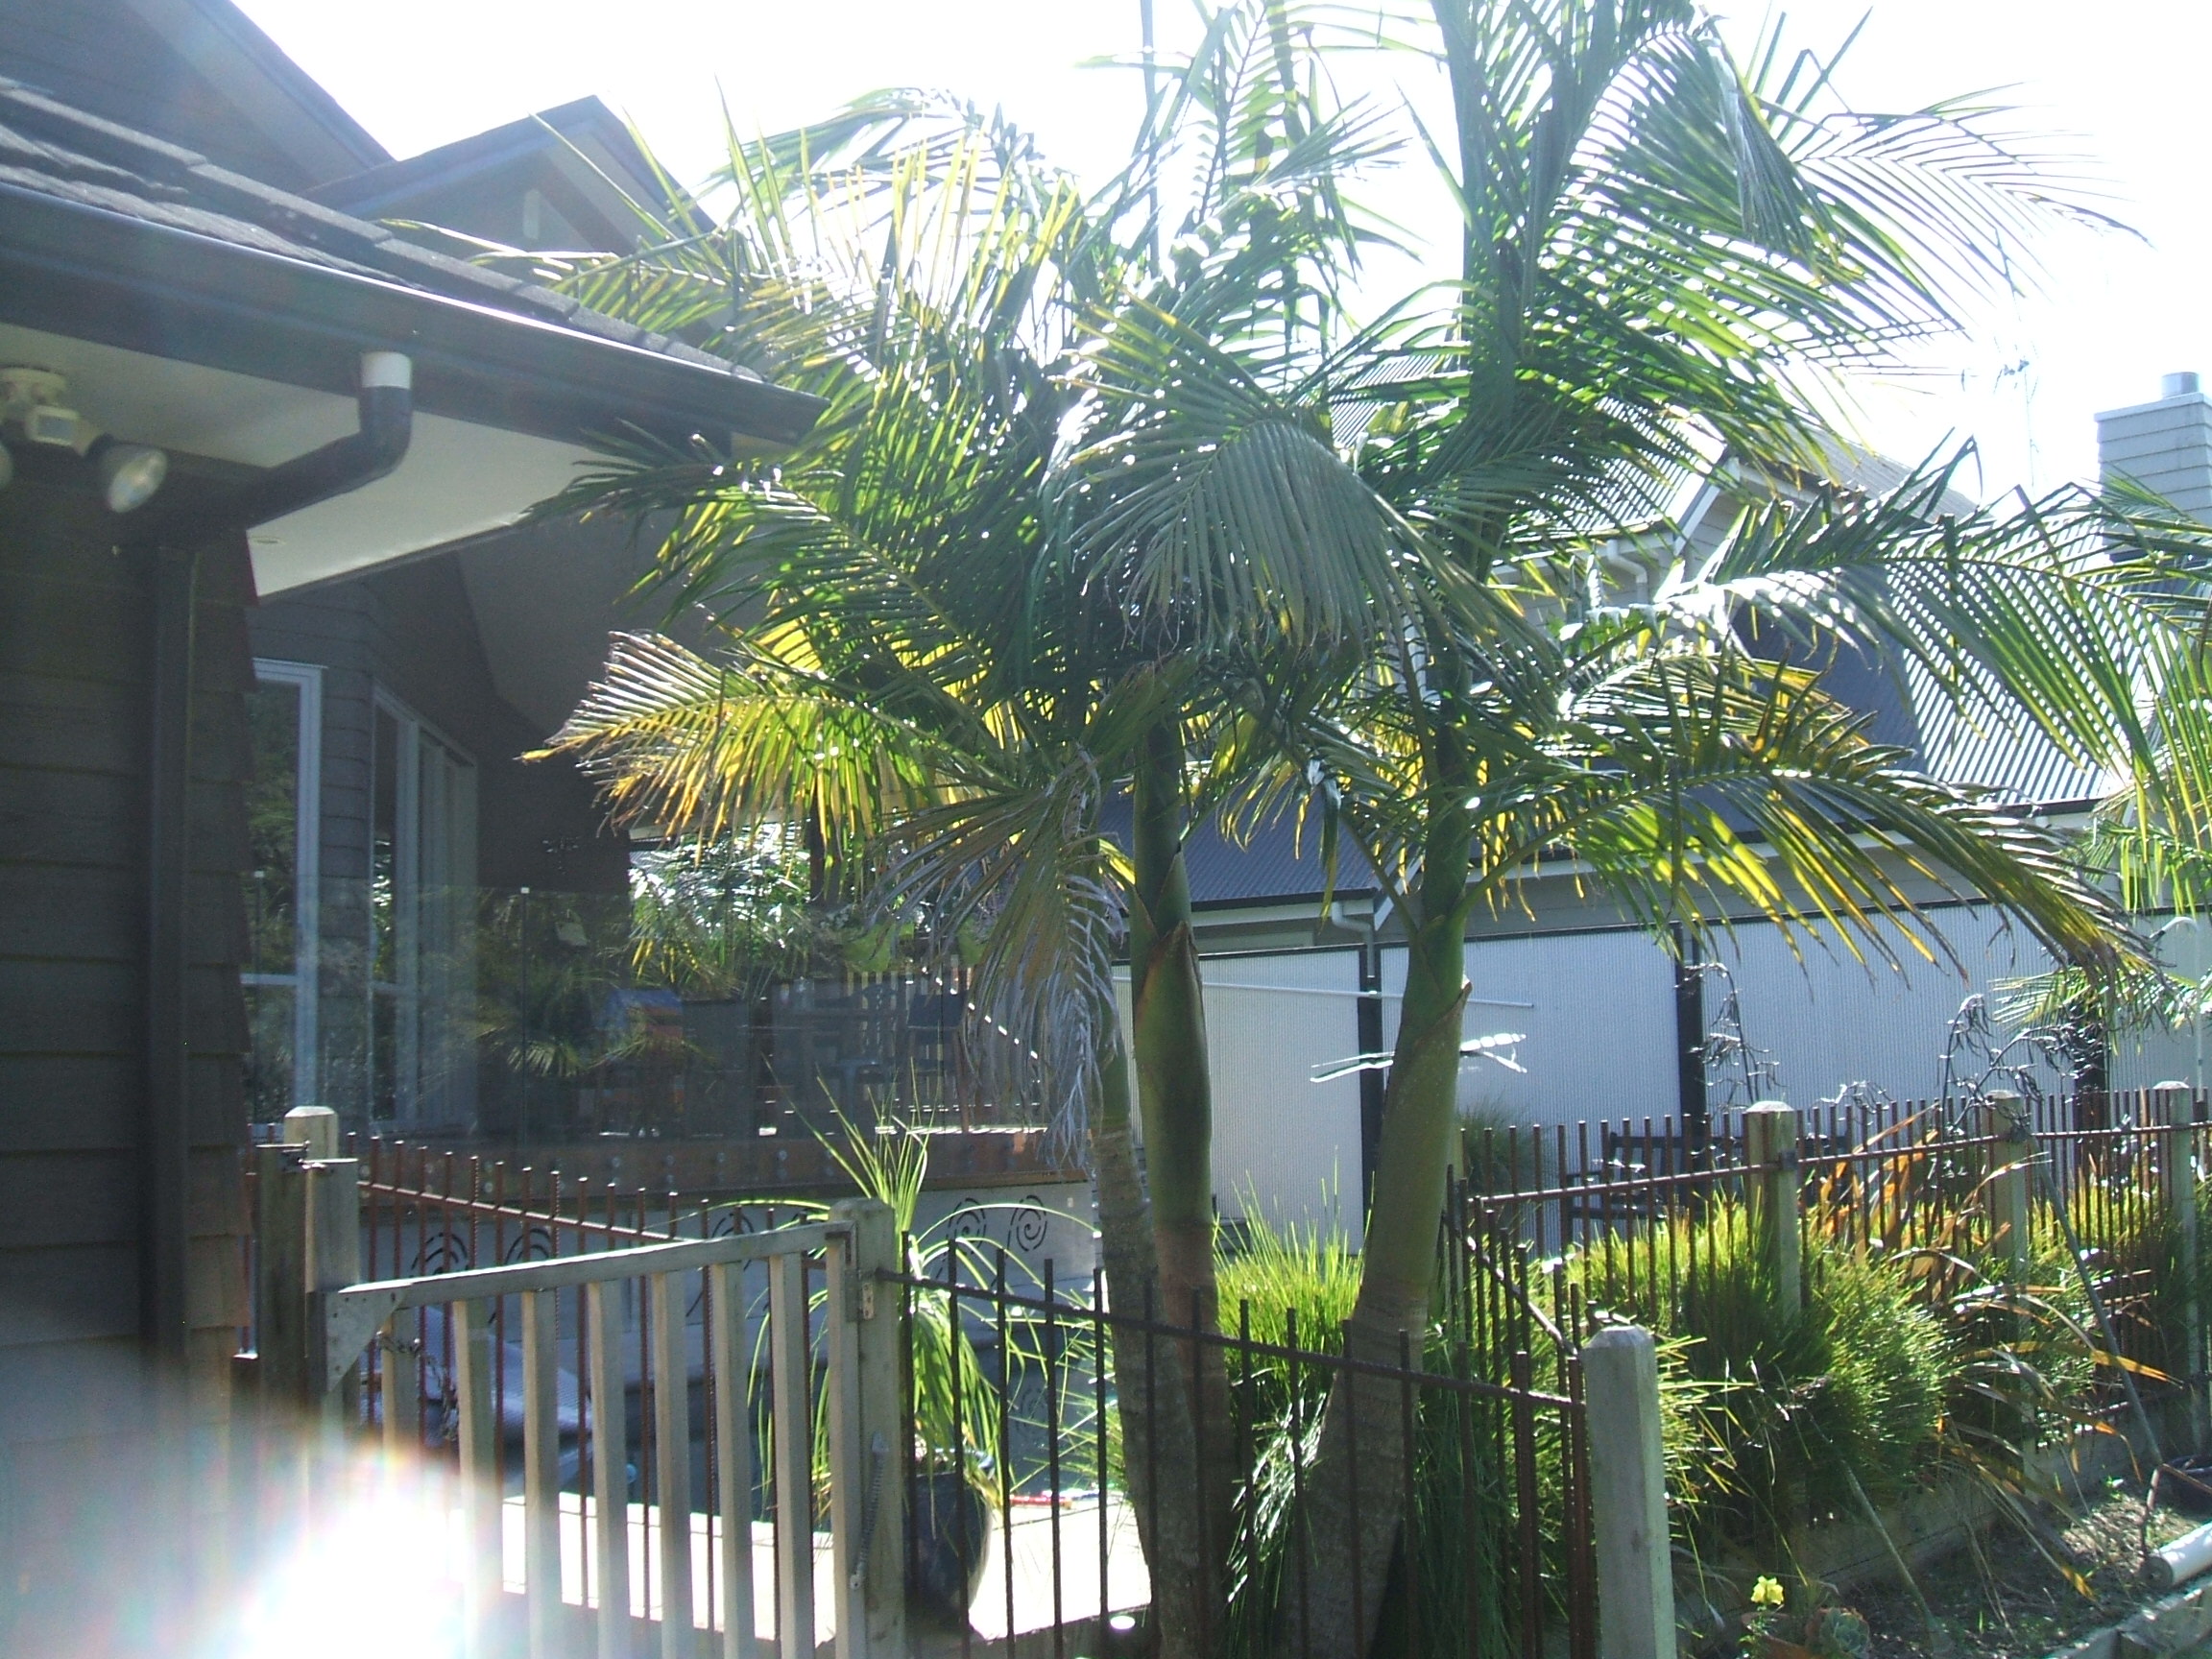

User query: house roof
[0,76,792,403]
[0,0,389,190]
[1100,798,1381,911]
[0,74,821,591]
[313,95,703,252]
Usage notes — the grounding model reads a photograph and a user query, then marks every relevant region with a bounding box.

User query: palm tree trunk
[1128,723,1237,1578]
[1092,1024,1213,1659]
[1295,865,1475,1656]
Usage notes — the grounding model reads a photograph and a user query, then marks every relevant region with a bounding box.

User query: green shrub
[1570,1202,1947,1538]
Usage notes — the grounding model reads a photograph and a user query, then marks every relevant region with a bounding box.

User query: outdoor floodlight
[96,440,168,514]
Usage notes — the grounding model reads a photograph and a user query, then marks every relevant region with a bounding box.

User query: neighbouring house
[1158,411,2212,1245]
[0,3,822,1637]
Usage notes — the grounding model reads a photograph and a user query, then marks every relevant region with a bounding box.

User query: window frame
[370,688,477,1124]
[245,658,323,1112]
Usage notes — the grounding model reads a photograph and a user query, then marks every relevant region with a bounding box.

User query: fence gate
[246,1143,905,1659]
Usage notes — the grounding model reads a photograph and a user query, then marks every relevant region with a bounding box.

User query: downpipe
[139,350,413,1359]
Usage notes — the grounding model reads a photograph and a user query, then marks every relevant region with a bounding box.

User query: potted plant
[817,1107,1015,1625]
[714,1105,1080,1625]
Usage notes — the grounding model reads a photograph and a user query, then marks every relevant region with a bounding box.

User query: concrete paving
[493,1489,1150,1653]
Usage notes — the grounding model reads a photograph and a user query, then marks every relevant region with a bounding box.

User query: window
[371,694,477,1124]
[242,661,322,1118]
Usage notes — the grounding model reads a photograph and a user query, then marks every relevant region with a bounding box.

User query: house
[0,3,822,1639]
[1163,406,2209,1243]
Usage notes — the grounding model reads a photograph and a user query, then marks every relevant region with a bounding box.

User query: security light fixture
[0,367,81,447]
[0,368,169,511]
[94,439,168,514]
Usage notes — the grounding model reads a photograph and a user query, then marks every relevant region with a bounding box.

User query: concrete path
[494,1490,1149,1652]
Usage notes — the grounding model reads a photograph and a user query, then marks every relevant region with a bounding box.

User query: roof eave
[0,180,822,451]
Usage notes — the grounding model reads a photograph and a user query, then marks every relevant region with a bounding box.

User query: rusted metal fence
[1453,1088,2209,1410]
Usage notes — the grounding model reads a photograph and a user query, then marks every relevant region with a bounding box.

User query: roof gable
[315,96,700,254]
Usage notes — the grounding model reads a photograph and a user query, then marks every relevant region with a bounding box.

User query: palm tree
[528,16,1402,1646]
[1088,5,2212,1649]
[517,11,2210,1655]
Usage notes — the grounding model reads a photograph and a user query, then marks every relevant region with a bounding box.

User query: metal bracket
[323,1285,404,1394]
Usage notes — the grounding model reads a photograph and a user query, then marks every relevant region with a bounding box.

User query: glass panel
[372,985,397,1123]
[319,869,1053,1142]
[242,983,294,1120]
[243,679,300,976]
[413,732,476,1127]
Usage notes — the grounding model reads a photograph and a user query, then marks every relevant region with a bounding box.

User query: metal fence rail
[1452,1089,2209,1411]
[242,1130,1603,1659]
[321,1216,900,1659]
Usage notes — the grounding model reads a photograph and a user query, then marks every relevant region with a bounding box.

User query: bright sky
[235,0,2212,504]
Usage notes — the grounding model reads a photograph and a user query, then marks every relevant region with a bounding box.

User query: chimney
[2098,372,2212,520]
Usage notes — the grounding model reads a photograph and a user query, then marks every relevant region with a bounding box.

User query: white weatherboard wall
[1379,930,1680,1131]
[2098,377,2212,520]
[1118,949,1366,1247]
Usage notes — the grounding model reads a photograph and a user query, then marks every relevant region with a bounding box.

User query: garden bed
[1838,1479,2196,1658]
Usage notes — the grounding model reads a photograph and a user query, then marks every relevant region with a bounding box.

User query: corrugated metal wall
[1119,949,1366,1245]
[1174,912,2212,1235]
[1376,931,1680,1131]
[1197,950,1366,1244]
[1711,909,2057,1107]
[2113,918,2212,1094]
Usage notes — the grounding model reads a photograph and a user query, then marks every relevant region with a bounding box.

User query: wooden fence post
[1976,1091,2032,1282]
[305,1157,361,1514]
[253,1144,311,1407]
[454,1296,501,1655]
[1585,1326,1675,1659]
[2160,1084,2205,1443]
[828,1199,906,1659]
[251,1143,311,1542]
[1743,1103,1801,1314]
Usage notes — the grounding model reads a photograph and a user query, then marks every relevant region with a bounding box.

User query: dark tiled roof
[0,74,755,382]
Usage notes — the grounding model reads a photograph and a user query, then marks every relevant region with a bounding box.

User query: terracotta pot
[1759,1637,1816,1659]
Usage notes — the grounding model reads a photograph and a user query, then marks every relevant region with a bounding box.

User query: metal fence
[239,1129,1599,1659]
[1453,1088,2208,1404]
[890,1254,1595,1659]
[244,1139,903,1659]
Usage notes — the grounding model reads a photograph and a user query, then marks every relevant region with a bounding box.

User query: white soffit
[0,323,600,595]
[248,417,596,595]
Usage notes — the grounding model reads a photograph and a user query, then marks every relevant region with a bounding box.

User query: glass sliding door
[241,661,322,1120]
[370,694,478,1126]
